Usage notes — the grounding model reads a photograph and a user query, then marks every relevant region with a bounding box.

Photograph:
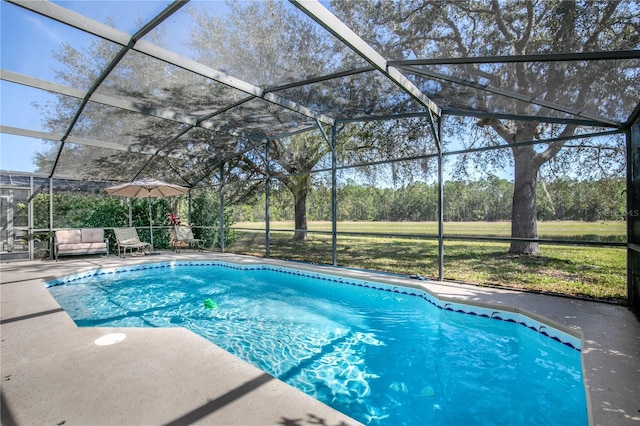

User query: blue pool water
[46,262,587,425]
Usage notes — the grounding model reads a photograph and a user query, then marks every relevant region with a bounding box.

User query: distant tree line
[236,176,626,223]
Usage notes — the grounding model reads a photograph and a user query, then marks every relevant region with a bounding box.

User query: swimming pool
[46,261,587,425]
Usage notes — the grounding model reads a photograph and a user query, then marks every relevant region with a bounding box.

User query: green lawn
[235,220,625,240]
[230,221,627,303]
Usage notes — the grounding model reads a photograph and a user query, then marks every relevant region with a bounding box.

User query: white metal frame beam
[289,0,442,122]
[1,125,186,159]
[0,70,267,141]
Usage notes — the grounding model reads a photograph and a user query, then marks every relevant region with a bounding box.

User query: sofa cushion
[81,228,104,243]
[56,230,82,244]
[57,242,107,253]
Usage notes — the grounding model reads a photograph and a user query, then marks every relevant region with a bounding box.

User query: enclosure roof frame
[0,0,638,182]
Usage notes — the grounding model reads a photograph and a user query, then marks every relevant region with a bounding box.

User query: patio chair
[172,226,204,253]
[113,227,151,258]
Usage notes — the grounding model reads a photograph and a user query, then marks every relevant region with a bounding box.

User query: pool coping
[2,252,639,425]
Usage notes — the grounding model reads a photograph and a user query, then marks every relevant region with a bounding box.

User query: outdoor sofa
[54,228,109,261]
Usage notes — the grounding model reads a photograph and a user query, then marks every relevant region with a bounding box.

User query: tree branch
[584,1,620,50]
[239,152,267,177]
[481,118,515,143]
[535,124,576,166]
[442,14,469,57]
[514,0,535,52]
[491,0,516,47]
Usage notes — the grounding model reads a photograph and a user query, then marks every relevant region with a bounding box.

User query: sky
[0,0,200,173]
[1,2,55,172]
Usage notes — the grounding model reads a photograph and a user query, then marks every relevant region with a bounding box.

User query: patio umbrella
[105,178,188,253]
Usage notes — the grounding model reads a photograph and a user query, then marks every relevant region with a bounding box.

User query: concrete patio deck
[1,252,639,425]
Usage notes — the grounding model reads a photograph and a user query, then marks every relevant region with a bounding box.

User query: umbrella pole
[148,195,155,253]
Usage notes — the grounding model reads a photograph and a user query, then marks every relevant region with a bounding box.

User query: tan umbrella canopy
[105,178,188,253]
[105,178,188,198]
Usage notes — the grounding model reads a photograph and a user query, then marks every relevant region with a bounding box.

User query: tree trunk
[293,185,308,241]
[509,149,540,255]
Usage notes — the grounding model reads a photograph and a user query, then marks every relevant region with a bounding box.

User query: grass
[230,221,627,303]
[235,220,625,241]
